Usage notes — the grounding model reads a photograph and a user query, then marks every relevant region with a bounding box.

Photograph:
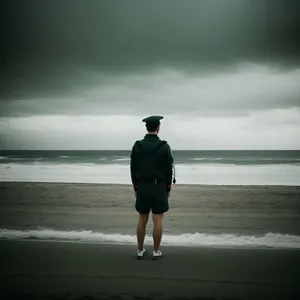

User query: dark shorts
[135,182,169,214]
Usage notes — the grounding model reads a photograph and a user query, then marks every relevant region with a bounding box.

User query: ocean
[1,150,300,185]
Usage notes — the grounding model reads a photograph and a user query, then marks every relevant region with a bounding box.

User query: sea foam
[1,229,300,249]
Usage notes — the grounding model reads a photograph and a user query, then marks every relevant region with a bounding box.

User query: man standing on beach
[130,115,174,260]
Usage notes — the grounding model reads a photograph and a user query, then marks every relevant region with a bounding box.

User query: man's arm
[165,143,174,192]
[130,142,138,191]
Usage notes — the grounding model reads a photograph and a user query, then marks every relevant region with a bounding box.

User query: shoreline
[2,237,300,251]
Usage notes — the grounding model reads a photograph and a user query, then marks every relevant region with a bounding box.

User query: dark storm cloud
[1,0,300,115]
[2,0,300,68]
[3,0,300,69]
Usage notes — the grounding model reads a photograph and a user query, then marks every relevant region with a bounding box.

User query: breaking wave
[1,162,300,185]
[1,229,300,249]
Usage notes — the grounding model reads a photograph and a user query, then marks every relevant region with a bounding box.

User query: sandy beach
[1,182,300,235]
[1,182,300,299]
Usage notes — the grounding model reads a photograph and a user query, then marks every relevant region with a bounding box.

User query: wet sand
[2,239,300,300]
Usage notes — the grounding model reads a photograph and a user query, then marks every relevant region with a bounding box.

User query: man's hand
[133,185,138,199]
[166,184,171,199]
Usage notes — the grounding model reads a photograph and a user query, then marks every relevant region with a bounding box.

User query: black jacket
[130,134,174,190]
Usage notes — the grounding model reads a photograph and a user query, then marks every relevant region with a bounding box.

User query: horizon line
[1,149,300,151]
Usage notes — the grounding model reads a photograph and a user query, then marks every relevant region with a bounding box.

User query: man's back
[130,134,173,189]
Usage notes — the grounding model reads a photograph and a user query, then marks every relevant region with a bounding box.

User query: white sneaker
[137,248,147,259]
[152,250,163,260]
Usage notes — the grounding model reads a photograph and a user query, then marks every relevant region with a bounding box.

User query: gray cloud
[1,64,300,118]
[1,110,300,150]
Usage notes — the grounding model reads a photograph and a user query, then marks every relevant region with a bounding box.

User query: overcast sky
[1,0,300,150]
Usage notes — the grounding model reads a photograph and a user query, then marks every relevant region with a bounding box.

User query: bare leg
[152,213,163,252]
[137,213,149,251]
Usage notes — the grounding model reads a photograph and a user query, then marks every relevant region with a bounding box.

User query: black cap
[142,115,164,126]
